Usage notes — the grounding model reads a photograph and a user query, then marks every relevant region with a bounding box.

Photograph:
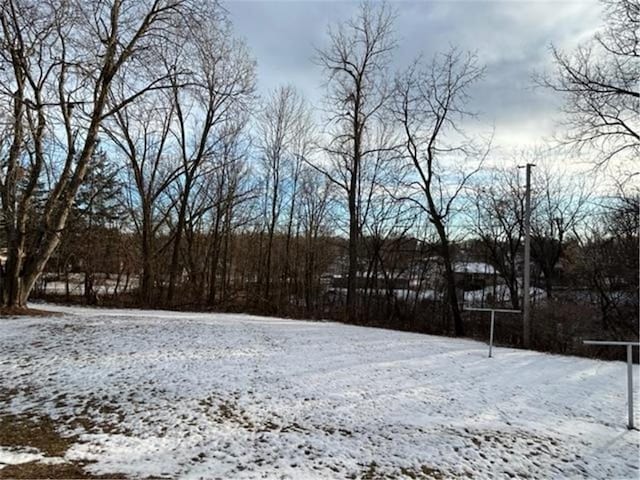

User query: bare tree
[469,167,525,309]
[298,165,334,313]
[256,85,310,304]
[205,121,253,306]
[393,49,486,336]
[0,0,195,308]
[105,92,179,305]
[529,162,591,298]
[165,11,255,304]
[361,186,419,322]
[542,0,639,169]
[314,2,396,322]
[574,183,638,336]
[283,104,316,307]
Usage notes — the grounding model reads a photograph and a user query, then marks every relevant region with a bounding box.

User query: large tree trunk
[508,277,521,310]
[207,206,223,306]
[140,207,154,306]
[346,192,359,323]
[264,173,279,303]
[265,224,275,302]
[220,212,232,304]
[84,270,95,305]
[3,120,101,308]
[433,220,464,336]
[3,244,25,307]
[543,266,554,300]
[167,182,190,304]
[346,112,361,324]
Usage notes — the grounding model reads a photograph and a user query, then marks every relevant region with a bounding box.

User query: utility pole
[520,163,535,348]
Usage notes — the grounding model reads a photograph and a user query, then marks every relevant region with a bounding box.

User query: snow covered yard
[0,305,638,479]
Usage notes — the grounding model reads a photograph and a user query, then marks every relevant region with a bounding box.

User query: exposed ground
[0,304,638,479]
[0,306,60,317]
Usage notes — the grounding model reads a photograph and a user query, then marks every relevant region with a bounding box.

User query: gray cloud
[225,0,603,150]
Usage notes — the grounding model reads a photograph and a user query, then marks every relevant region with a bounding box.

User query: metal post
[464,307,519,358]
[628,344,634,430]
[522,163,534,349]
[489,310,495,358]
[583,340,638,430]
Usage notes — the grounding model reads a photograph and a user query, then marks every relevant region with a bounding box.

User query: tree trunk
[507,272,520,310]
[140,206,154,306]
[265,177,279,303]
[84,270,95,305]
[346,136,360,324]
[265,227,275,302]
[207,208,222,306]
[347,205,358,323]
[221,213,232,304]
[433,221,464,336]
[3,245,24,307]
[168,181,190,304]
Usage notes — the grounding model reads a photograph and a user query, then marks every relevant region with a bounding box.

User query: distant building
[452,261,495,284]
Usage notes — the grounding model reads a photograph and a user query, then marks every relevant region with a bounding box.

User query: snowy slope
[0,304,638,479]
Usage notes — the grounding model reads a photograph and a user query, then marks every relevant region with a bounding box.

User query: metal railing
[583,340,639,430]
[464,307,521,358]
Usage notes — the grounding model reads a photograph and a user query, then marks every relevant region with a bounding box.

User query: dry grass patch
[0,412,132,479]
[0,307,60,317]
[0,413,74,457]
[0,460,126,479]
[355,462,449,480]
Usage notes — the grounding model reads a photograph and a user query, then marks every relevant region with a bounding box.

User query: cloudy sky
[226,0,603,162]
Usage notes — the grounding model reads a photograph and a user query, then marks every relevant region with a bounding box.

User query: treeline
[38,157,639,345]
[1,0,638,350]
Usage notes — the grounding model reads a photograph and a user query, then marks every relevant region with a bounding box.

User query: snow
[37,274,139,296]
[463,284,547,305]
[1,303,639,479]
[0,447,66,470]
[0,447,44,468]
[393,288,438,301]
[453,261,495,275]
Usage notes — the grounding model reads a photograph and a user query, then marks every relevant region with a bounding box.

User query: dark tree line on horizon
[0,0,638,351]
